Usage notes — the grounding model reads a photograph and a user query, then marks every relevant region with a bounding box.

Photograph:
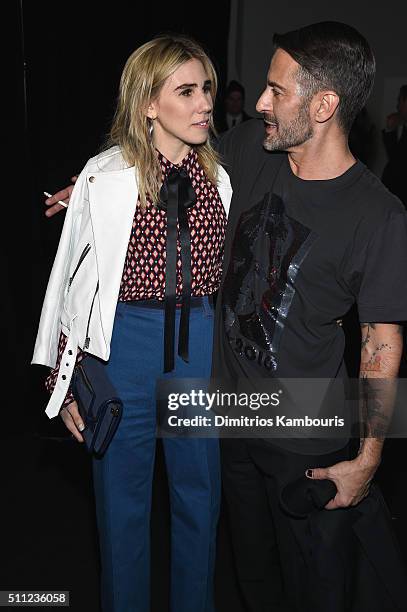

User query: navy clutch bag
[71,355,123,457]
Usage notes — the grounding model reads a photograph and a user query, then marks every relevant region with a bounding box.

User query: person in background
[33,34,232,612]
[215,79,252,133]
[382,84,407,207]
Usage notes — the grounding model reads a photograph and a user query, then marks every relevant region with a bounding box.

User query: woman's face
[148,58,213,159]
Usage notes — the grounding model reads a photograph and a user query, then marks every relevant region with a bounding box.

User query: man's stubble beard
[263,98,314,152]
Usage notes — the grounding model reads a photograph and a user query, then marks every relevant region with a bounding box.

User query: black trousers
[221,438,407,612]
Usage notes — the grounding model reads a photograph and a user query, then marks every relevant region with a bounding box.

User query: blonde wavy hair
[107,34,220,210]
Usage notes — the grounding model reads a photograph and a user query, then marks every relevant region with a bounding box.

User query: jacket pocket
[68,243,91,291]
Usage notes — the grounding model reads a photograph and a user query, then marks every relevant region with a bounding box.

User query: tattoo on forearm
[359,323,402,442]
[360,343,392,373]
[360,377,394,440]
[361,323,377,349]
[361,356,382,372]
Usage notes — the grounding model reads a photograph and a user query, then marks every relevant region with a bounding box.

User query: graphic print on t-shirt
[222,191,317,375]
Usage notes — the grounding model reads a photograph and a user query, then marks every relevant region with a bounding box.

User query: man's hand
[44,176,77,217]
[60,400,85,442]
[306,454,379,510]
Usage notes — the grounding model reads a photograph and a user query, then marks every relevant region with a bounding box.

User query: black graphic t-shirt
[213,119,407,453]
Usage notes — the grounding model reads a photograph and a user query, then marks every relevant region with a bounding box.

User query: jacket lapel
[87,168,138,341]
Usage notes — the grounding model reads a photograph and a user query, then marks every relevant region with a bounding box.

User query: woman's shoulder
[85,146,131,173]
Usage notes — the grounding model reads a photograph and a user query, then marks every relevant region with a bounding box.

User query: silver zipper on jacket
[68,243,91,290]
[84,281,99,349]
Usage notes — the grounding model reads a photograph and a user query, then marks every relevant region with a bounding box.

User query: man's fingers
[45,203,66,218]
[324,486,370,510]
[325,498,349,510]
[324,493,352,510]
[306,467,331,480]
[45,186,73,206]
[60,402,85,442]
[44,184,75,216]
[324,497,340,510]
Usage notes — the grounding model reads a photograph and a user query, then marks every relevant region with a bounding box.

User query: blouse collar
[157,148,198,177]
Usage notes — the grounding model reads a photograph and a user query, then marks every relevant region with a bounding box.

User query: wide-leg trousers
[91,298,220,612]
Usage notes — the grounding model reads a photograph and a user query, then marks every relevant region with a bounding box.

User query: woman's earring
[148,118,154,137]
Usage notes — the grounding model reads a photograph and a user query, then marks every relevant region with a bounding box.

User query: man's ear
[313,91,340,124]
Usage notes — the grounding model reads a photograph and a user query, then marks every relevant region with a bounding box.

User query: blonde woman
[33,35,232,612]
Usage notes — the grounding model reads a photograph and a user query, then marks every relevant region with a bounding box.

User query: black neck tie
[158,168,196,372]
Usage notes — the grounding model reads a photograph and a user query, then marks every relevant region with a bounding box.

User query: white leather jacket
[32,146,233,418]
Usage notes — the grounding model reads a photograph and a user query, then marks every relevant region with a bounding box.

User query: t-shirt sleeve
[357,211,407,322]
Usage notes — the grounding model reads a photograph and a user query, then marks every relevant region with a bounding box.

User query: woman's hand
[60,400,85,442]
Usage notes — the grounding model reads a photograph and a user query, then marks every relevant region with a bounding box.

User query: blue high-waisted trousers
[91,298,220,612]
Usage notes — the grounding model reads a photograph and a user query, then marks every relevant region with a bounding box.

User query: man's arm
[358,322,402,464]
[306,322,402,510]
